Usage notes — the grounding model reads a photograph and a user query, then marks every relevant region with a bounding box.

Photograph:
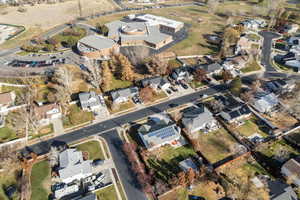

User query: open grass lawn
[197,128,237,164]
[147,145,196,182]
[151,91,168,102]
[76,140,105,160]
[257,139,299,158]
[241,59,261,73]
[96,185,118,200]
[110,76,133,91]
[109,100,135,114]
[51,27,86,48]
[189,80,204,89]
[63,104,94,128]
[246,33,260,41]
[234,117,268,138]
[0,127,17,143]
[30,160,51,200]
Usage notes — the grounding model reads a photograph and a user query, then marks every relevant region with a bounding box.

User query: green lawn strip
[246,33,260,41]
[197,128,237,163]
[110,76,133,91]
[0,127,17,143]
[95,185,118,200]
[76,140,105,160]
[63,104,94,128]
[189,80,204,89]
[152,91,168,102]
[241,59,261,73]
[30,160,51,200]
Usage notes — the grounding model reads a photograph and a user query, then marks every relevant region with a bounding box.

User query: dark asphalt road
[24,85,222,155]
[101,130,147,200]
[259,31,280,72]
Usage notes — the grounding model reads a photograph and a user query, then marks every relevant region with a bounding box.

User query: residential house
[181,104,218,135]
[34,103,61,125]
[0,91,15,112]
[140,76,171,90]
[275,51,300,72]
[264,79,296,94]
[288,36,300,46]
[110,87,139,104]
[58,148,93,183]
[79,91,106,112]
[196,62,223,76]
[235,36,252,54]
[241,19,267,31]
[138,113,182,150]
[54,184,79,199]
[267,180,297,200]
[284,24,299,34]
[171,67,193,81]
[252,92,279,113]
[281,158,300,187]
[223,55,249,70]
[220,104,251,124]
[179,158,198,172]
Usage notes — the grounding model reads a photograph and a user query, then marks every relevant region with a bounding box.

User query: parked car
[169,103,178,108]
[132,95,142,104]
[170,86,178,92]
[181,83,189,89]
[166,89,172,95]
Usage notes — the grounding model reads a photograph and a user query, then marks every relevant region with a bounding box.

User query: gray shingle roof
[111,87,138,101]
[220,104,251,122]
[79,91,101,110]
[196,62,222,73]
[268,180,298,200]
[182,105,215,132]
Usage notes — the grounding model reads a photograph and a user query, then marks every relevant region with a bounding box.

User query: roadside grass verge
[76,140,105,160]
[96,185,118,200]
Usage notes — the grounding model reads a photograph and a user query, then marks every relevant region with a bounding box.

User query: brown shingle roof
[283,158,300,179]
[34,103,60,119]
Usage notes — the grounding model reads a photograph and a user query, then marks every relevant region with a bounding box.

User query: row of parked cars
[8,58,65,68]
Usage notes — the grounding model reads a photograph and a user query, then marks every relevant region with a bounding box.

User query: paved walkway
[52,118,64,135]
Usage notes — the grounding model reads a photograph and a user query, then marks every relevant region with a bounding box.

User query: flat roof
[135,14,183,29]
[78,35,116,51]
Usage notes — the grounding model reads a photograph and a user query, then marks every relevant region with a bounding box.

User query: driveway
[101,129,147,200]
[51,118,64,135]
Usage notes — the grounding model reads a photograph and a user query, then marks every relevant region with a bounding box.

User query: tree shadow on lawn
[198,43,220,54]
[187,8,208,14]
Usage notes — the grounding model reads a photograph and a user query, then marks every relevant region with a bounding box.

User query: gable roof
[197,63,222,73]
[179,158,198,172]
[140,76,163,87]
[138,114,181,148]
[220,104,251,122]
[34,103,60,119]
[79,91,101,109]
[253,93,279,113]
[282,158,300,180]
[111,87,138,101]
[182,105,215,132]
[268,180,297,200]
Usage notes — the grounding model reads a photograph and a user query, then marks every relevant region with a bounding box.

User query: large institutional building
[77,14,184,59]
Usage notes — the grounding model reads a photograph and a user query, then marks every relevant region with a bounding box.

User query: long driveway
[101,130,147,200]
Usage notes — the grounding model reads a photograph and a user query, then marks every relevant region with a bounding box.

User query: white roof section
[135,14,183,29]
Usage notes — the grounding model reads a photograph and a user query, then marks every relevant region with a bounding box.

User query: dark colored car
[169,103,178,108]
[170,87,178,92]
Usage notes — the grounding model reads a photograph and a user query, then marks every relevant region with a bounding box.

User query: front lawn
[76,140,105,160]
[0,127,17,143]
[109,101,135,114]
[147,145,197,182]
[96,185,118,200]
[0,171,20,200]
[197,128,238,164]
[189,80,204,89]
[246,33,260,41]
[241,59,261,73]
[63,104,94,128]
[30,160,51,200]
[151,91,168,102]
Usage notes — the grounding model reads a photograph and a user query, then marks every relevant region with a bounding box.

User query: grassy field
[197,128,237,164]
[257,139,299,158]
[189,80,204,89]
[110,76,133,91]
[109,101,136,114]
[147,145,197,182]
[0,127,17,143]
[76,140,105,160]
[63,104,94,128]
[241,59,261,73]
[0,171,20,200]
[30,160,51,200]
[234,117,268,138]
[151,91,168,102]
[96,185,119,200]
